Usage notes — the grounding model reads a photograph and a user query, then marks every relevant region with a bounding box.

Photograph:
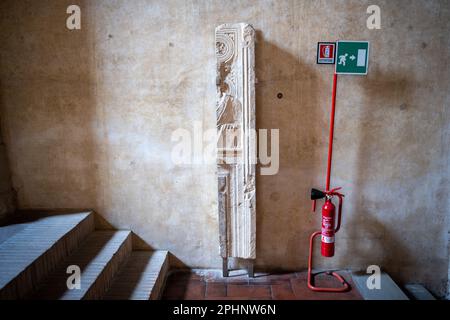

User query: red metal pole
[306,73,349,293]
[326,73,338,191]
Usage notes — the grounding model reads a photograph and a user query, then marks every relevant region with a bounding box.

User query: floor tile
[162,270,362,300]
[205,283,226,298]
[226,284,272,299]
[271,283,296,299]
[184,281,205,300]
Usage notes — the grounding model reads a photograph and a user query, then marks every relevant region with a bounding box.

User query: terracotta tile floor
[162,270,363,300]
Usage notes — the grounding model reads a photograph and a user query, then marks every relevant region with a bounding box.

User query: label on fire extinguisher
[321,235,335,243]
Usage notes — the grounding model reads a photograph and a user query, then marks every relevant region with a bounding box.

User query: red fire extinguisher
[308,187,348,292]
[311,187,344,257]
[321,199,335,257]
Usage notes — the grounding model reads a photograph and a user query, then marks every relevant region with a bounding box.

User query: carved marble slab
[215,23,256,261]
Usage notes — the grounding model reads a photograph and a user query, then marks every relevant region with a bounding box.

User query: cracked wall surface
[0,0,449,297]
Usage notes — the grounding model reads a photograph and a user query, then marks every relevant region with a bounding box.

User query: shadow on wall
[341,69,439,289]
[254,30,324,271]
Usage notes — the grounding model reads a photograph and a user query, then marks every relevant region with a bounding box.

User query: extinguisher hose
[334,193,344,233]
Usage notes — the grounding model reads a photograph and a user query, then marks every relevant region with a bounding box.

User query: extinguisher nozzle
[311,188,326,200]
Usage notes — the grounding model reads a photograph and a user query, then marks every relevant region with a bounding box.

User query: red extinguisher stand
[307,73,349,292]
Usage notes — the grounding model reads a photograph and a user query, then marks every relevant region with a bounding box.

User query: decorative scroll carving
[215,23,256,263]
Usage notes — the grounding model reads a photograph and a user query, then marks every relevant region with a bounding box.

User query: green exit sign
[335,41,370,75]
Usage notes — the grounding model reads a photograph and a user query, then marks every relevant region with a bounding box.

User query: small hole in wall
[277,93,283,99]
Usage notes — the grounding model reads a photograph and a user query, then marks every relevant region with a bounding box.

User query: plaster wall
[0,0,449,296]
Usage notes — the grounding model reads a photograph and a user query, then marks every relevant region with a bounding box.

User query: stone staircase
[0,211,169,300]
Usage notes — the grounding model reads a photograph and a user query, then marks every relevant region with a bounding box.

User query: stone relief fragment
[215,23,256,275]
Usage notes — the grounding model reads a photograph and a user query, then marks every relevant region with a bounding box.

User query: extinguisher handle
[334,194,344,233]
[312,199,316,212]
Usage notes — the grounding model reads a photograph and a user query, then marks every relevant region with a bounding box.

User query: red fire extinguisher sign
[317,42,336,64]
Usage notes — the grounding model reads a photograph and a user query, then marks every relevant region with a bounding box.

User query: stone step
[0,212,95,299]
[31,230,132,300]
[404,284,436,300]
[351,270,409,300]
[103,250,169,300]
